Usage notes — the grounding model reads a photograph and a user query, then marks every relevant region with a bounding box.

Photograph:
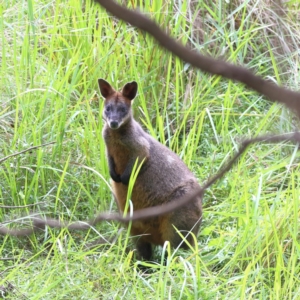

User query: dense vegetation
[1,0,300,298]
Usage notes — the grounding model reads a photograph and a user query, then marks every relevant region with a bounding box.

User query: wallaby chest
[103,126,132,175]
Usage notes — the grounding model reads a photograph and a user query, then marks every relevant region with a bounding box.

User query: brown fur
[98,79,202,260]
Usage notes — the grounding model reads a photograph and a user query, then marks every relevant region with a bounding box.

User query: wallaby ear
[122,81,138,100]
[98,79,115,98]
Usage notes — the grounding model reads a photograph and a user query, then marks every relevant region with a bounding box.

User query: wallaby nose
[110,121,119,129]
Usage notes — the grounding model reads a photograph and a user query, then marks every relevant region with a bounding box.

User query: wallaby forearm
[108,155,121,182]
[120,155,147,185]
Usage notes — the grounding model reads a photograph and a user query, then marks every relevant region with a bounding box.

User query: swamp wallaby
[98,79,202,260]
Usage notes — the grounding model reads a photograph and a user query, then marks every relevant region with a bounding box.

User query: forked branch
[1,133,299,236]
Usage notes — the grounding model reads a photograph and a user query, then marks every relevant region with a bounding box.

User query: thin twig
[0,142,55,164]
[0,201,47,209]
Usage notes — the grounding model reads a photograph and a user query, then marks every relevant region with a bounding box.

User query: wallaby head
[98,79,138,130]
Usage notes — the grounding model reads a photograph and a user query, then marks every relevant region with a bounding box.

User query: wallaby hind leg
[136,239,152,260]
[162,197,202,249]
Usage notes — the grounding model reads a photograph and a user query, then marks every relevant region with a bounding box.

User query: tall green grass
[1,0,300,298]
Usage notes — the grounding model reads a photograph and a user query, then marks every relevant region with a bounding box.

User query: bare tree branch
[1,132,299,237]
[203,132,300,190]
[93,0,300,119]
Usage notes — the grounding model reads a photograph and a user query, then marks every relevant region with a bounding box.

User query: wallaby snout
[109,120,119,129]
[104,102,130,129]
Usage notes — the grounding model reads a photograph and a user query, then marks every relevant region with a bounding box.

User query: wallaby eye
[120,107,126,113]
[105,106,111,112]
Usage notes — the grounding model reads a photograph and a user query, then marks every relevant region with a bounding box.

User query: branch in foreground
[1,132,299,237]
[203,132,300,190]
[93,0,300,119]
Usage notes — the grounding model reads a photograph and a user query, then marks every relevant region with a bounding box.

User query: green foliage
[1,0,300,298]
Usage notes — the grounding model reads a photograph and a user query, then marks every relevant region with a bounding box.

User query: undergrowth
[1,0,300,299]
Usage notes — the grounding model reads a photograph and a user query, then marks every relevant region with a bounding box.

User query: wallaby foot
[136,239,152,261]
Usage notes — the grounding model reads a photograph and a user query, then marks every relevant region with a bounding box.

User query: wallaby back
[98,79,202,260]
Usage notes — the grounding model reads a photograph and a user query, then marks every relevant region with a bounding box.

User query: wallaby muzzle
[109,121,119,129]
